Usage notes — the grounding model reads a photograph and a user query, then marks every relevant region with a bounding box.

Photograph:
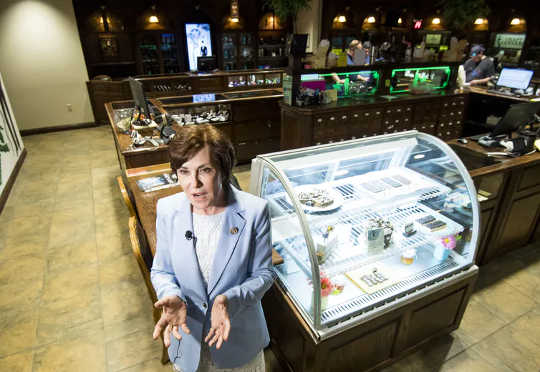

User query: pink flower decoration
[320,274,334,297]
[441,235,457,250]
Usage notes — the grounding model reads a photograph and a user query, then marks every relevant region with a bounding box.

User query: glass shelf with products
[390,66,451,94]
[249,131,479,336]
[301,70,380,98]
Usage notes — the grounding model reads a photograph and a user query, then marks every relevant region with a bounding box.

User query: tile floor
[0,126,539,372]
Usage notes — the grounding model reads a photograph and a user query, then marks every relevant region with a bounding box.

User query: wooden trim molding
[20,121,102,136]
[0,148,27,214]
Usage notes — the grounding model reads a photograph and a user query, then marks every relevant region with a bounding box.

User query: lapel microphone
[185,230,193,240]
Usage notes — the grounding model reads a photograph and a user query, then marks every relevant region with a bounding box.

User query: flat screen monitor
[128,77,150,118]
[425,34,442,46]
[192,93,216,103]
[496,68,534,90]
[197,56,217,72]
[492,102,540,137]
[185,23,213,71]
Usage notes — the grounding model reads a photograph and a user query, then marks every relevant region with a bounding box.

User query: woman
[151,125,274,372]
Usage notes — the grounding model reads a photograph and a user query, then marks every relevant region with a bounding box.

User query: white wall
[296,0,322,53]
[0,0,94,131]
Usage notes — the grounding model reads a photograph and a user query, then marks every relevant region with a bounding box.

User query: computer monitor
[492,102,540,137]
[496,68,534,90]
[197,56,217,72]
[128,77,150,118]
[425,34,442,46]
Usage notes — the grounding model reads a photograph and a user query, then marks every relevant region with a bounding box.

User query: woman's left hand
[204,294,231,349]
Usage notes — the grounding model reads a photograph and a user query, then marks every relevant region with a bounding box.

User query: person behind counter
[347,39,361,65]
[151,124,274,372]
[464,45,495,85]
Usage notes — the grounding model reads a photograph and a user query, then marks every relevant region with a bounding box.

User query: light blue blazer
[151,185,274,372]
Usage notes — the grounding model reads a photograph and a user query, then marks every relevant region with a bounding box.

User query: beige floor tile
[0,307,38,357]
[470,323,540,372]
[96,231,132,262]
[48,211,95,247]
[0,351,33,372]
[104,313,155,343]
[0,255,45,287]
[96,216,129,240]
[33,333,106,372]
[53,197,95,213]
[452,297,507,346]
[2,215,51,242]
[99,254,141,287]
[475,254,525,291]
[101,280,150,325]
[46,238,97,273]
[508,304,540,348]
[0,237,46,260]
[474,279,536,324]
[36,317,104,347]
[0,279,43,311]
[438,349,515,372]
[117,357,172,372]
[106,329,163,371]
[502,265,540,303]
[0,199,55,221]
[41,264,98,305]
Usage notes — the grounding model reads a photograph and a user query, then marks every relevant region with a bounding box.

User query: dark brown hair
[168,125,236,191]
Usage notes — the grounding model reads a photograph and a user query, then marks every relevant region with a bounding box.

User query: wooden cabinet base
[263,269,477,372]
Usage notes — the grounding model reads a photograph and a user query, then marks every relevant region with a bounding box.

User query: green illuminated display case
[390,66,451,94]
[300,70,380,98]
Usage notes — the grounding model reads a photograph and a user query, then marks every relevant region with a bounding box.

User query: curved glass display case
[249,131,479,338]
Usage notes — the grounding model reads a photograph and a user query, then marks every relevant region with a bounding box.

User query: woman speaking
[151,124,274,372]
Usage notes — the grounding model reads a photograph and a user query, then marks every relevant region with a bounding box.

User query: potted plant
[265,0,311,32]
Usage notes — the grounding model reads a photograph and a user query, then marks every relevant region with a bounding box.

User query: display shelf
[250,132,479,333]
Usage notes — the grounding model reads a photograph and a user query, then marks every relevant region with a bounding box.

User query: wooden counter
[281,91,468,149]
[466,86,540,102]
[106,88,283,171]
[448,137,540,264]
[125,163,284,265]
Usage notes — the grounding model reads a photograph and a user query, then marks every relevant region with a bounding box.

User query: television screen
[425,34,442,46]
[494,33,526,49]
[185,23,213,71]
[192,94,216,103]
[496,68,533,90]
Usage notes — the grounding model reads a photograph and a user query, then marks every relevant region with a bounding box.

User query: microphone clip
[185,230,193,241]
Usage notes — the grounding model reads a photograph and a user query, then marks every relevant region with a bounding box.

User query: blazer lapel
[207,191,246,296]
[172,196,207,301]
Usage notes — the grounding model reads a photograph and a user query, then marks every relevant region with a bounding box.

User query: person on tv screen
[464,45,495,85]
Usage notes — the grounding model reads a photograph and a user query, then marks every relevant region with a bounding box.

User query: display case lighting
[432,17,441,25]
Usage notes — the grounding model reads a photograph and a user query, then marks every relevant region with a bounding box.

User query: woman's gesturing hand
[153,295,190,347]
[204,294,231,349]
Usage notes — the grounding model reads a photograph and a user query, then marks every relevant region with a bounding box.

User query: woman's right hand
[152,295,191,347]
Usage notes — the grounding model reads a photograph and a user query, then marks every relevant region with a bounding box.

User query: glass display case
[390,66,451,94]
[301,71,380,98]
[250,131,479,337]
